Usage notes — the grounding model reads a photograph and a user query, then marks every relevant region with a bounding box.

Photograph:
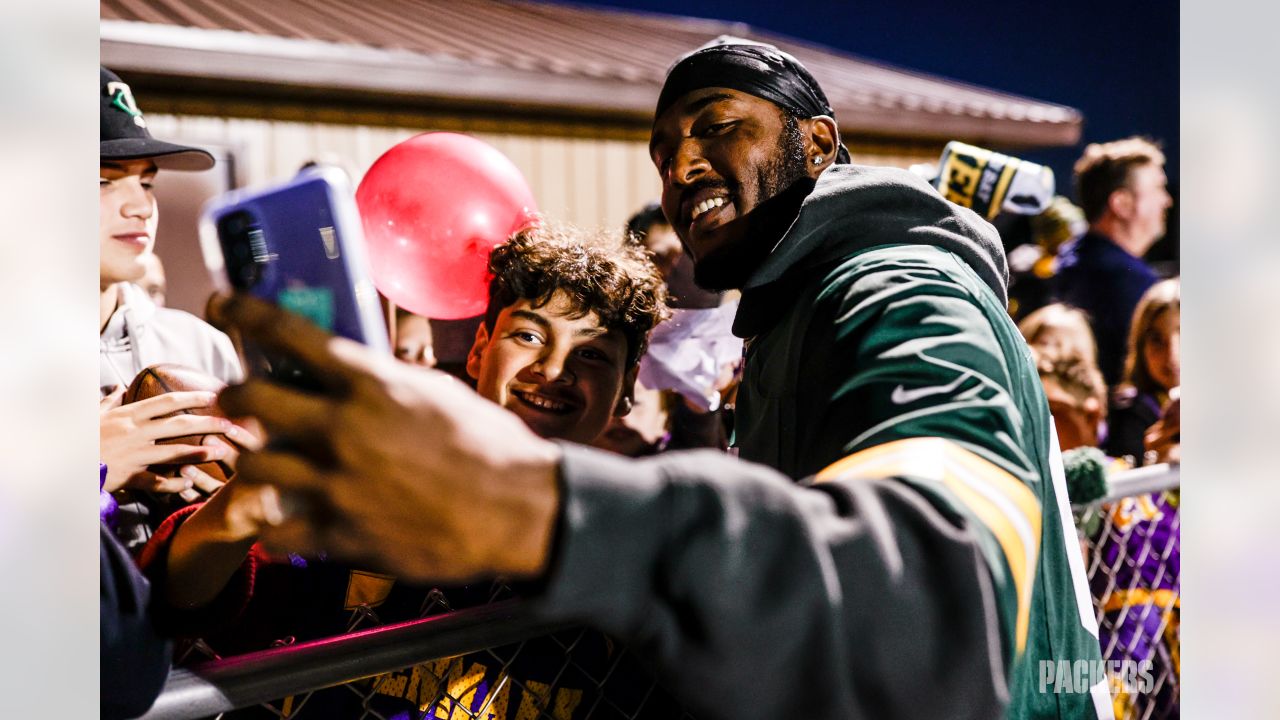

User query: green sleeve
[540,444,1012,720]
[805,247,1045,665]
[812,250,1038,479]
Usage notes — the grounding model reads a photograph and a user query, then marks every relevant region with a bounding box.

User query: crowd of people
[101,35,1179,720]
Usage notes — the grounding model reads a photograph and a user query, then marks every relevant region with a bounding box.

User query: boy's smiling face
[467,291,635,444]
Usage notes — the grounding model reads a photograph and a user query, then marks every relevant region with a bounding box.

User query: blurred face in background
[1121,162,1173,249]
[593,381,671,457]
[100,159,159,287]
[139,253,167,307]
[642,222,683,280]
[645,221,721,309]
[395,313,437,368]
[1143,307,1181,392]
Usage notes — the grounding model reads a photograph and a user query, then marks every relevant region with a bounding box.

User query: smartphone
[201,166,390,388]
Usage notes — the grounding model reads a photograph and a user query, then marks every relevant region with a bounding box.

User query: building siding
[146,111,940,231]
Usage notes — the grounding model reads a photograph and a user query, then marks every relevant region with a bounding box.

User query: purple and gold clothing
[1091,491,1180,718]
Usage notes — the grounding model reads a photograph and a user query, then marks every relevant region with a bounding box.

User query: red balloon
[356,133,538,319]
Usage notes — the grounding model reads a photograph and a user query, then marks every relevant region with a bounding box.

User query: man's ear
[804,115,840,177]
[465,322,490,380]
[614,365,639,417]
[1108,187,1136,221]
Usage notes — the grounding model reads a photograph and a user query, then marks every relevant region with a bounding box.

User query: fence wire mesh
[173,576,693,720]
[1077,486,1181,720]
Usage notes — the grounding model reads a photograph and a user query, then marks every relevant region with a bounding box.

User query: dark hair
[625,202,668,246]
[1074,137,1166,223]
[485,224,670,368]
[779,112,808,173]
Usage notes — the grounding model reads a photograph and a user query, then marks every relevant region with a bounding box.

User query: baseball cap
[100,67,215,171]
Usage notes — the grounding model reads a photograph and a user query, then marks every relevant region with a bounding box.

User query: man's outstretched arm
[537,444,1010,720]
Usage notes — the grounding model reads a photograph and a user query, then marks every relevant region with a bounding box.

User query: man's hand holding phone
[213,294,562,584]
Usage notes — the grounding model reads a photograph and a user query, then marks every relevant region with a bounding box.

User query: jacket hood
[739,164,1009,320]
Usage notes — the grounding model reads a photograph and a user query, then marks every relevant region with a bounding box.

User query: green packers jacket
[540,165,1110,720]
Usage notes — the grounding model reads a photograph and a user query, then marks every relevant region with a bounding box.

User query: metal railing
[139,601,571,719]
[1079,462,1180,507]
[137,574,691,720]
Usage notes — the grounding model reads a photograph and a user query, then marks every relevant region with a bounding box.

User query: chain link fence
[155,578,691,720]
[1076,467,1181,720]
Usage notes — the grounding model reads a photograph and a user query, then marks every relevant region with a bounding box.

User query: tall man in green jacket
[218,38,1111,720]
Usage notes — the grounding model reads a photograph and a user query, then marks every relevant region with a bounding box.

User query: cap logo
[106,81,147,128]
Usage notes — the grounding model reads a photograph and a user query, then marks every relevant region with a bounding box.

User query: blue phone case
[200,167,390,357]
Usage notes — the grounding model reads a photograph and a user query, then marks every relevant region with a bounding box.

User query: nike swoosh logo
[890,373,970,405]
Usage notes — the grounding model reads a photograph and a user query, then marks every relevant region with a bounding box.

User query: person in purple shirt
[1055,137,1172,385]
[1090,489,1180,718]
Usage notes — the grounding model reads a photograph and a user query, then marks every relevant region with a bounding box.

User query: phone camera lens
[218,210,262,289]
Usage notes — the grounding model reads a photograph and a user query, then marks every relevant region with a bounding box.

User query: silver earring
[812,156,823,165]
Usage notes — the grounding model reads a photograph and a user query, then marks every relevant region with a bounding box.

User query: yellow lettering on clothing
[552,687,584,719]
[479,672,512,720]
[447,662,491,715]
[941,150,983,208]
[1110,494,1162,532]
[416,658,455,708]
[515,680,552,720]
[423,660,488,718]
[373,673,407,698]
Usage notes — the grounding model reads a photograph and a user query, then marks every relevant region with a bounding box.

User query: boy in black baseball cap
[99,67,248,549]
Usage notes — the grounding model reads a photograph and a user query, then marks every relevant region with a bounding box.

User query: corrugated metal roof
[100,0,1081,146]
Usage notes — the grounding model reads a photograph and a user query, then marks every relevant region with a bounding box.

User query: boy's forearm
[164,488,259,610]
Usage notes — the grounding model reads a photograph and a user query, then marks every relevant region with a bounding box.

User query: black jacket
[101,523,171,719]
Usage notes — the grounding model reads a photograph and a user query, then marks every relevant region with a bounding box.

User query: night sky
[579,0,1180,193]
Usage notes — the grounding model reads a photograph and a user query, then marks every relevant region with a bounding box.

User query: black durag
[655,36,852,164]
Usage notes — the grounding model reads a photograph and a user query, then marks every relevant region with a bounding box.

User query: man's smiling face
[649,88,811,280]
[467,291,633,445]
